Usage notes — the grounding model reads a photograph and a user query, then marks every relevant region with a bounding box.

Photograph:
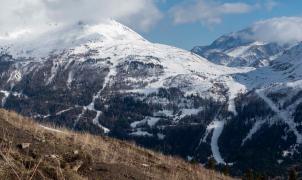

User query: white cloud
[0,0,162,38]
[248,17,302,44]
[170,0,255,26]
[264,0,278,11]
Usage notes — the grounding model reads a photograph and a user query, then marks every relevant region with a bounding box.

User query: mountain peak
[0,20,146,58]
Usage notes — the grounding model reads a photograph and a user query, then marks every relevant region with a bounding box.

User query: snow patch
[210,121,226,164]
[0,90,10,107]
[222,76,247,115]
[40,125,64,134]
[157,133,165,140]
[241,119,266,146]
[187,156,193,161]
[200,120,226,164]
[130,129,153,137]
[130,117,161,128]
[277,159,283,164]
[0,90,27,107]
[55,108,73,116]
[7,70,22,83]
[256,89,302,144]
[67,71,74,87]
[153,110,174,118]
[92,111,110,134]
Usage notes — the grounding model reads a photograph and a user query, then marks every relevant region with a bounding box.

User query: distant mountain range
[192,27,291,68]
[0,19,301,177]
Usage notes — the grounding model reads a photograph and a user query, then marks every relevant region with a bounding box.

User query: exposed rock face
[0,20,302,177]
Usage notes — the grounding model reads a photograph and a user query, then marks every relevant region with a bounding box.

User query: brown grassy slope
[0,109,237,180]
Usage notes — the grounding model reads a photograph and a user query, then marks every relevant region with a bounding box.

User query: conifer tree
[244,169,254,180]
[206,158,216,170]
[222,165,230,176]
[289,169,297,180]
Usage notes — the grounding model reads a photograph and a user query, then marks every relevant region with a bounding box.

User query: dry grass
[0,109,238,180]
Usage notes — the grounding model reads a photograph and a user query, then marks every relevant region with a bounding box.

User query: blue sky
[140,0,302,50]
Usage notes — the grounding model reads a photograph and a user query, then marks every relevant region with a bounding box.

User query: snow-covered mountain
[192,28,287,67]
[0,19,250,118]
[0,20,301,177]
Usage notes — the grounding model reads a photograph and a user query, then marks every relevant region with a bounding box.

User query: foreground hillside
[0,109,234,180]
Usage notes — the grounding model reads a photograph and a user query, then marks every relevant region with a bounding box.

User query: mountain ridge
[191,26,292,68]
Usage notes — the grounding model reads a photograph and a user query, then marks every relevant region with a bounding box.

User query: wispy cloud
[248,17,302,44]
[170,0,257,27]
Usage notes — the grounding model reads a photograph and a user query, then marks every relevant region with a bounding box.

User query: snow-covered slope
[0,19,252,112]
[192,28,286,68]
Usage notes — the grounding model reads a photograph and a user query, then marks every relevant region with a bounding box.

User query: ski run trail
[256,89,302,144]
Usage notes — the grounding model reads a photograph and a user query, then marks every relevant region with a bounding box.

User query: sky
[142,0,302,49]
[1,0,302,50]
